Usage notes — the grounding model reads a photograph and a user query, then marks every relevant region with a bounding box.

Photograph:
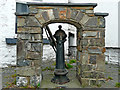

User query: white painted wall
[118,1,120,47]
[43,45,56,61]
[105,48,119,64]
[69,0,119,47]
[68,25,77,46]
[42,22,77,61]
[43,23,77,55]
[47,23,69,54]
[43,0,68,3]
[0,0,16,67]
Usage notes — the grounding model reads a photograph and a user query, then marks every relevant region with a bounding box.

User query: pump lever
[45,26,57,47]
[44,25,57,53]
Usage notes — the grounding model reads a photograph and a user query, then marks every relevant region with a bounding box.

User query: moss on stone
[115,82,120,88]
[69,59,76,64]
[42,66,54,71]
[66,63,73,69]
[11,74,17,78]
[107,76,113,80]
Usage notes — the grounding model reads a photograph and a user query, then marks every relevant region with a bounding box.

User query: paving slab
[41,69,81,88]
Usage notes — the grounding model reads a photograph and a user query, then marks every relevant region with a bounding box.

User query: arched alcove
[16,2,108,87]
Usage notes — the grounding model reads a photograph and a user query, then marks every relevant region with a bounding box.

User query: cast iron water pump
[51,25,70,84]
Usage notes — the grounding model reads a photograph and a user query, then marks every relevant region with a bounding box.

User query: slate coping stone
[94,13,109,17]
[27,3,97,7]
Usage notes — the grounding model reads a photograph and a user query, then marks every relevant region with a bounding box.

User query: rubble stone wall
[16,15,43,87]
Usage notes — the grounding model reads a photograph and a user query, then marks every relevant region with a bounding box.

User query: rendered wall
[0,0,16,67]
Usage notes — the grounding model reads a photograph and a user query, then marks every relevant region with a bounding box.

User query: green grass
[23,86,29,88]
[118,69,120,75]
[52,62,56,66]
[42,66,54,71]
[66,63,73,69]
[69,59,76,64]
[115,82,120,87]
[107,76,113,80]
[37,83,40,88]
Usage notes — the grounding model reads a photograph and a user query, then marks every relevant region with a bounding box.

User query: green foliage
[105,61,108,64]
[69,59,76,64]
[37,83,40,88]
[115,82,120,87]
[118,69,120,75]
[107,76,113,80]
[66,63,73,69]
[65,59,76,69]
[23,86,28,88]
[52,62,56,66]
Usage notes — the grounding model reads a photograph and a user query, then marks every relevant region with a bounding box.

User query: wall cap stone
[105,47,120,49]
[27,3,97,7]
[16,13,30,16]
[94,13,109,17]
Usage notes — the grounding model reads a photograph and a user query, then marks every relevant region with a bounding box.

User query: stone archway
[16,2,108,87]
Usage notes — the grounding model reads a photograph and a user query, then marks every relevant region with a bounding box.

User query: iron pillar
[51,25,70,84]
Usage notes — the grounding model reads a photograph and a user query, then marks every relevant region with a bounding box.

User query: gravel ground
[1,66,16,88]
[40,61,119,88]
[0,60,119,88]
[101,63,119,88]
[41,65,81,88]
